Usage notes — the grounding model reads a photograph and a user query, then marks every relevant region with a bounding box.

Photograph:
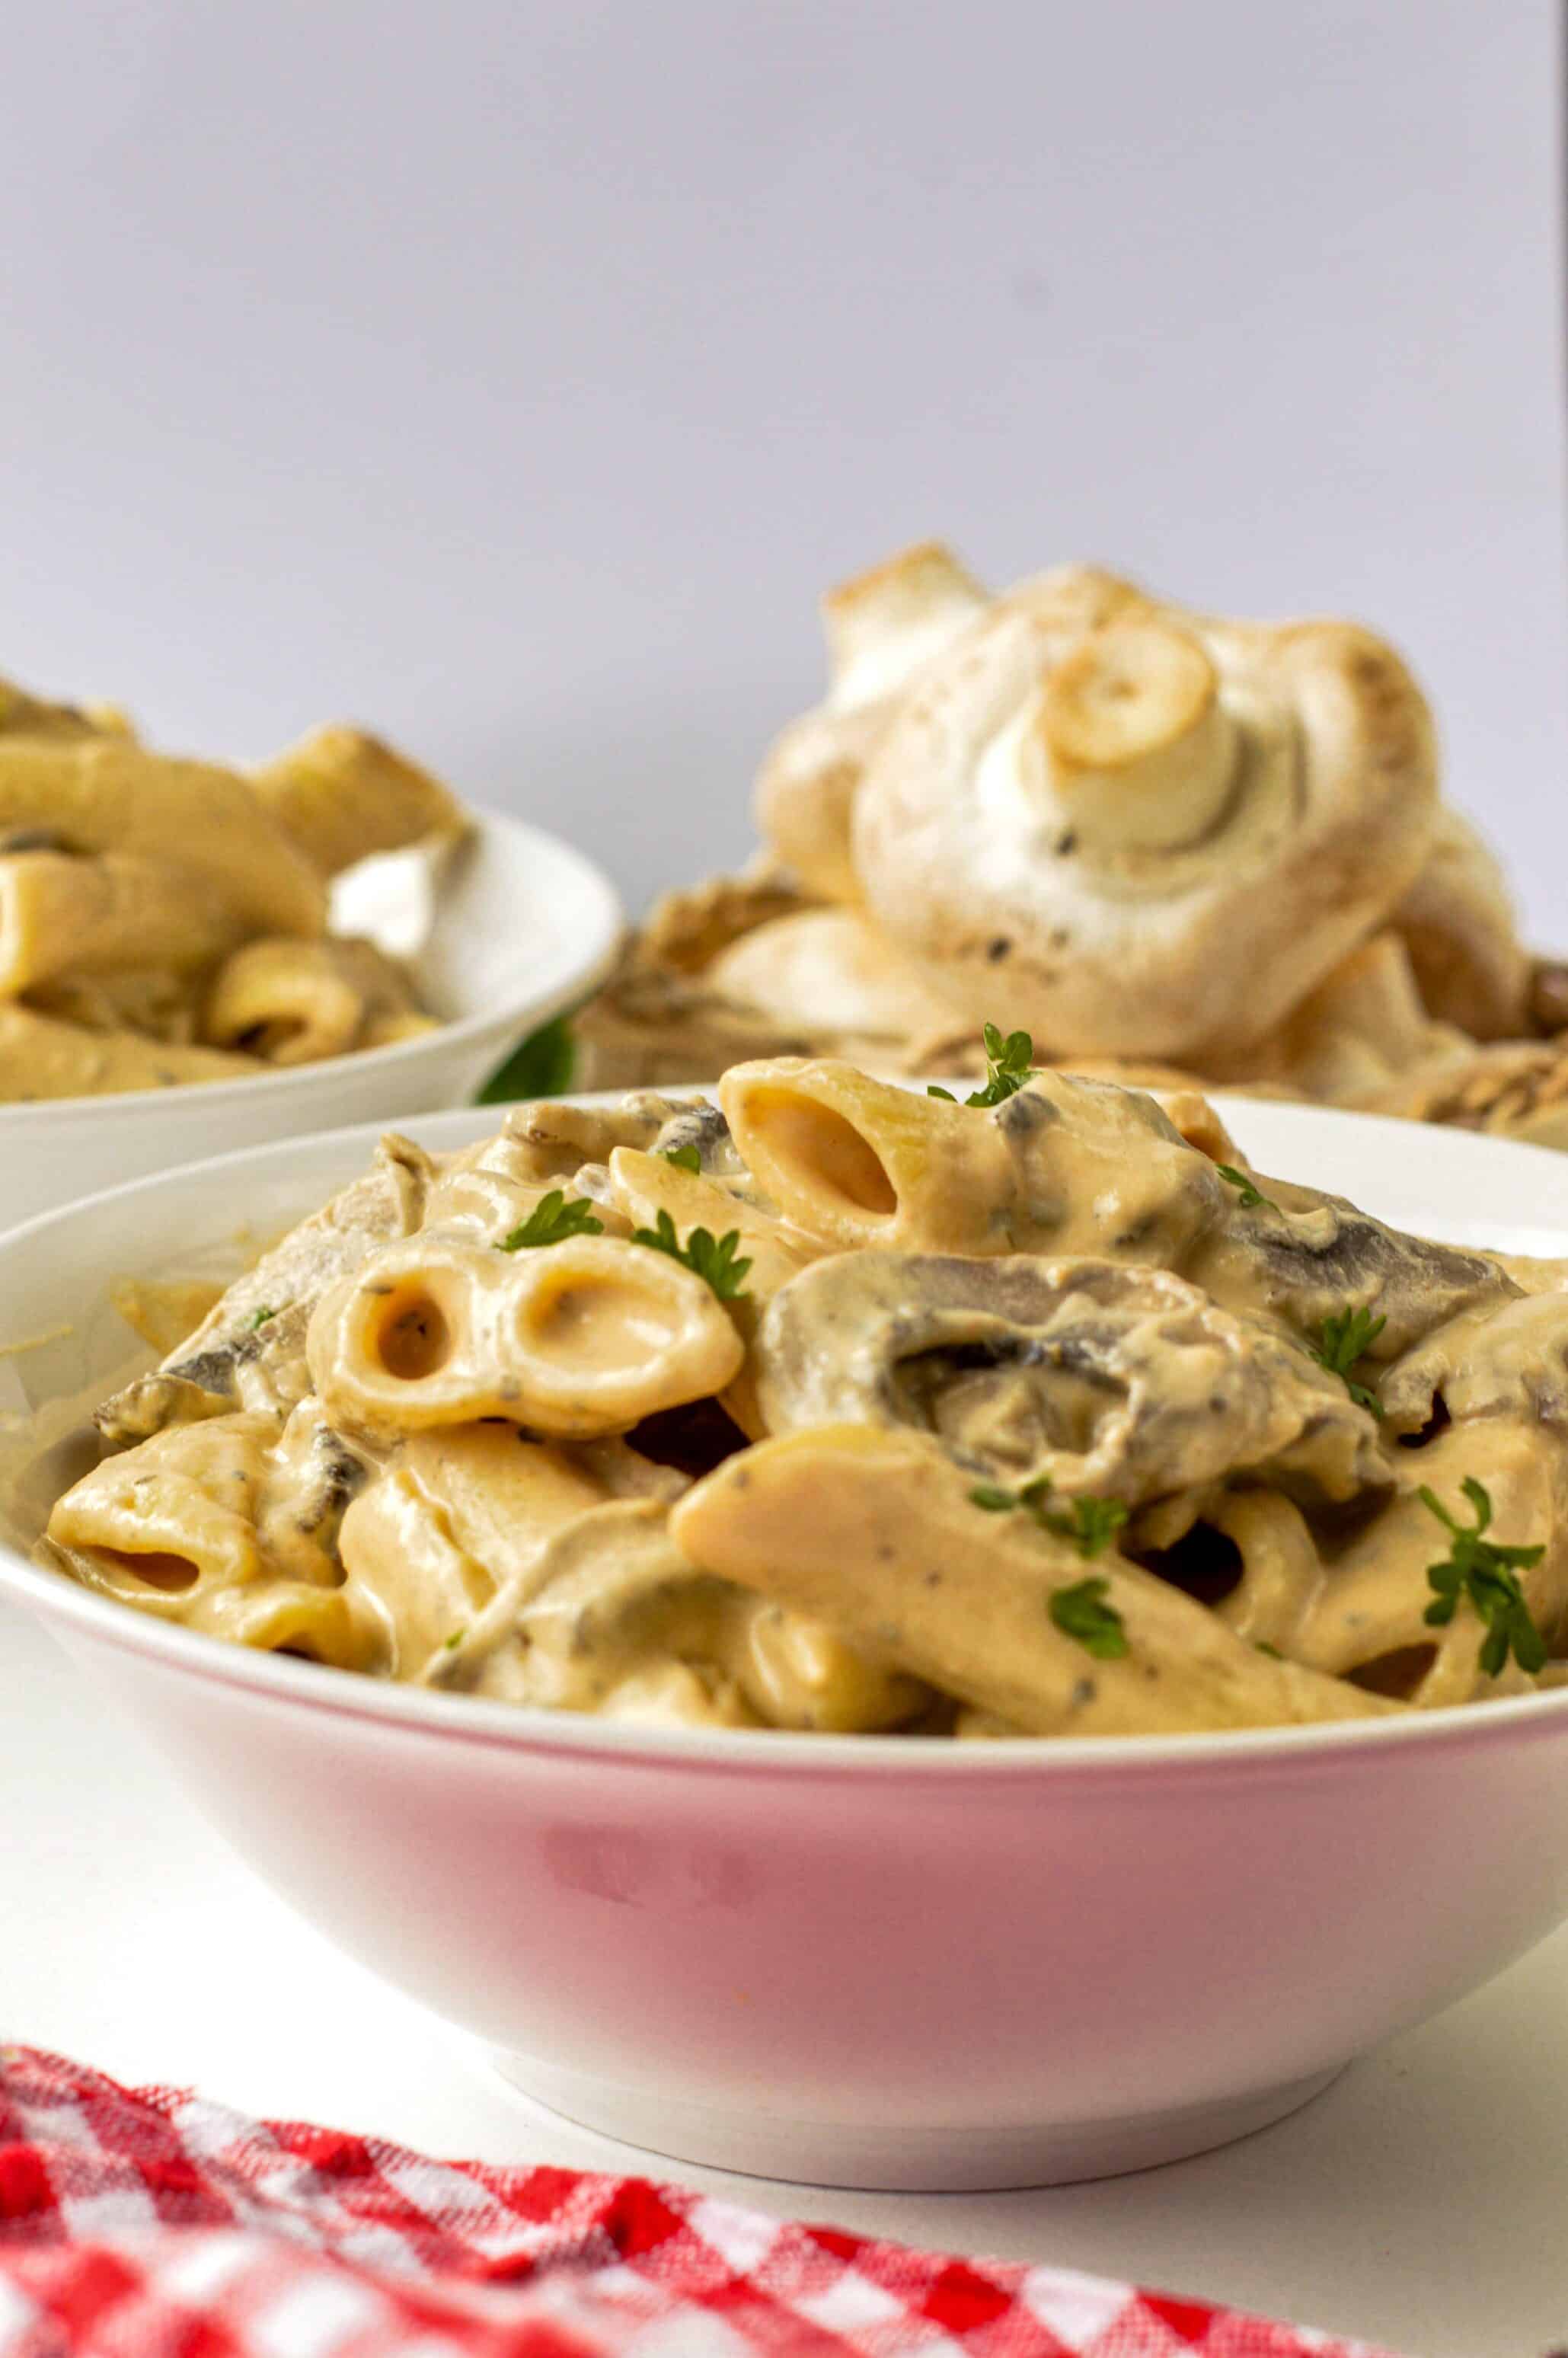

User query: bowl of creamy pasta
[5,1058,1568,2189]
[0,681,622,1226]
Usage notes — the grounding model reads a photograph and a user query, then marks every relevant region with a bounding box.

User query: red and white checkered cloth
[0,2044,1404,2358]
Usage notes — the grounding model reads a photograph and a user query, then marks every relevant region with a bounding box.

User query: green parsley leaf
[1046,1494,1129,1560]
[444,1628,465,1650]
[1420,1478,1548,1677]
[929,1023,1037,1110]
[659,1142,703,1174]
[1307,1307,1388,1417]
[631,1208,752,1302]
[969,1475,1127,1560]
[1254,1640,1284,1660]
[475,1011,579,1105]
[1049,1575,1129,1660]
[246,1305,277,1331]
[498,1190,605,1251]
[1215,1163,1279,1214]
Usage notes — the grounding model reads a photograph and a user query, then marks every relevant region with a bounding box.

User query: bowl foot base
[486,2053,1346,2191]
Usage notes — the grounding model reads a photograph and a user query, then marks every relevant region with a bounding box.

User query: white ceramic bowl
[0,807,621,1231]
[5,1095,1568,2191]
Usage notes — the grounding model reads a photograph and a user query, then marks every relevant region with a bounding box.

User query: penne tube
[720,1056,1225,1265]
[0,1002,258,1099]
[607,1144,818,1434]
[200,935,424,1066]
[0,736,326,936]
[251,725,468,877]
[672,1424,1398,1735]
[341,1427,687,1679]
[308,1231,744,1446]
[0,849,243,994]
[1286,1421,1568,1705]
[49,1413,278,1601]
[720,1056,1015,1253]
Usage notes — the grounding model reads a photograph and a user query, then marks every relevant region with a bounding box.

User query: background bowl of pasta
[5,1077,1568,2192]
[0,686,622,1228]
[0,808,622,1230]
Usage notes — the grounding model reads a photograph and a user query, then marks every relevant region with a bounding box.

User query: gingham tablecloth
[0,2045,1404,2357]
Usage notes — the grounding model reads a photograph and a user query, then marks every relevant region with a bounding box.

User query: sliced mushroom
[1192,1181,1516,1362]
[754,1251,1388,1507]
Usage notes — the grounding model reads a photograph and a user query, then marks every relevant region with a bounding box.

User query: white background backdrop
[1,2,1563,931]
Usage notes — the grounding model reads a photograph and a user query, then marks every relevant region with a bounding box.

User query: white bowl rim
[7,1085,1568,1781]
[0,806,622,1124]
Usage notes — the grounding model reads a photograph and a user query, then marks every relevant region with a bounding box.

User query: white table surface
[3,1596,1564,2358]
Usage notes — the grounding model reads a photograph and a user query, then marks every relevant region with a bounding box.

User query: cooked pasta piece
[201,935,434,1066]
[339,1427,675,1675]
[0,850,244,992]
[0,1004,258,1098]
[308,1232,745,1444]
[720,1057,1227,1263]
[670,1424,1396,1735]
[47,1402,375,1666]
[433,1494,926,1732]
[607,1144,818,1433]
[251,726,468,877]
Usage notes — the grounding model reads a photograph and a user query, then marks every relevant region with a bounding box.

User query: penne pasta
[201,935,432,1066]
[0,851,244,992]
[0,1003,258,1099]
[251,725,468,877]
[307,1231,744,1445]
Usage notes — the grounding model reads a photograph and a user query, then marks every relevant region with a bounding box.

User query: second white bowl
[0,806,621,1231]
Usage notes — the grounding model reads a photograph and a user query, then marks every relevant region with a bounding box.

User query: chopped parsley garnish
[1215,1163,1278,1213]
[1254,1640,1284,1660]
[631,1208,752,1301]
[970,1474,1128,1560]
[246,1305,277,1331]
[928,1023,1036,1109]
[658,1142,703,1173]
[1308,1307,1387,1416]
[444,1628,465,1650]
[1049,1577,1129,1660]
[498,1190,605,1251]
[1420,1478,1547,1678]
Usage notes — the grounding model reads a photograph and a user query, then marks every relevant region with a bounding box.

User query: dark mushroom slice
[648,1098,749,1180]
[498,1093,710,1184]
[1190,1181,1516,1363]
[754,1250,1389,1508]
